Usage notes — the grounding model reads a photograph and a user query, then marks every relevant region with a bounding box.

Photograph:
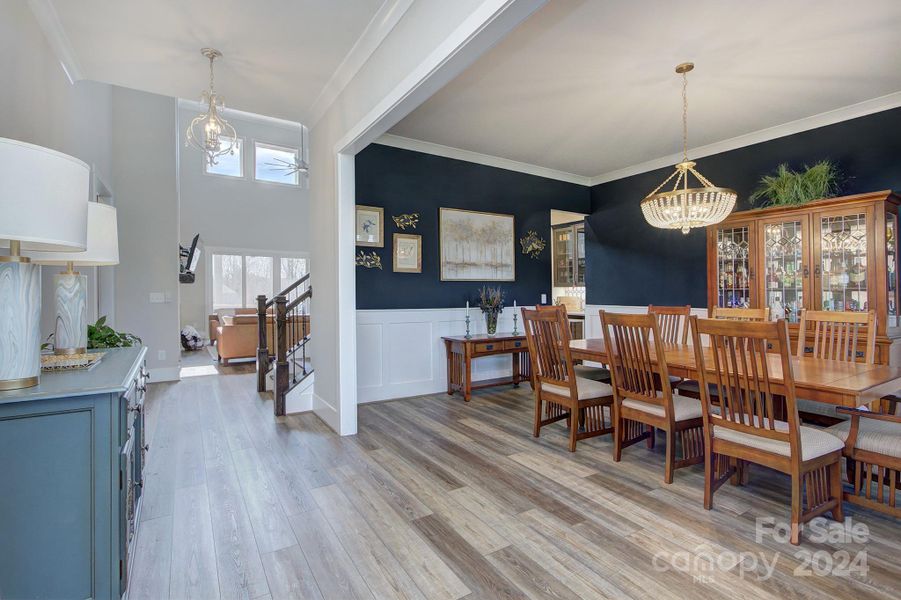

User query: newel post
[274,295,289,416]
[256,294,269,392]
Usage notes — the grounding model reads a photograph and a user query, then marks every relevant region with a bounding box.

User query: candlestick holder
[464,314,472,339]
[512,311,519,336]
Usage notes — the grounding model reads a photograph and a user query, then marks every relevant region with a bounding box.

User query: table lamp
[0,138,89,390]
[27,202,119,354]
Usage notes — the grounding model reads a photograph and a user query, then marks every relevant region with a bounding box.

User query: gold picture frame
[355,205,384,247]
[393,233,422,273]
[439,207,515,281]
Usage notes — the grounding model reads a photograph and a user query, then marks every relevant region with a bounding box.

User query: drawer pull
[513,341,521,347]
[485,344,494,350]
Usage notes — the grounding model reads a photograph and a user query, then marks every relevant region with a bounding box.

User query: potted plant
[478,286,505,337]
[749,160,840,207]
[87,316,142,349]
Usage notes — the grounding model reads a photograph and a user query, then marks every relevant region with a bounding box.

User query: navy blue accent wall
[586,107,901,307]
[355,144,590,309]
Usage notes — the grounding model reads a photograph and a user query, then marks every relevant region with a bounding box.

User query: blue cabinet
[0,347,148,599]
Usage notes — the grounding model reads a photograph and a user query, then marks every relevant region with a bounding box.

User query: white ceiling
[389,0,901,179]
[40,0,386,123]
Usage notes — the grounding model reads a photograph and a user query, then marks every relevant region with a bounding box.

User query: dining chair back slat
[522,307,574,391]
[648,305,691,344]
[600,312,670,412]
[690,317,797,447]
[798,309,876,364]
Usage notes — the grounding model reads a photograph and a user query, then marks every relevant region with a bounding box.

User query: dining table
[570,338,901,408]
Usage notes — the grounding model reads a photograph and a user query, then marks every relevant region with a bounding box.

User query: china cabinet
[706,191,900,365]
[552,221,585,287]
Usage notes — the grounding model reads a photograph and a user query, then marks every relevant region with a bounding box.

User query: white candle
[465,300,469,317]
[513,300,517,308]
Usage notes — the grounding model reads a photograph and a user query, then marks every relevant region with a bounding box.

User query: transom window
[210,251,308,310]
[254,142,301,185]
[204,137,244,178]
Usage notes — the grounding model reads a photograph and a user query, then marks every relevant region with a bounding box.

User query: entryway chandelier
[185,48,238,166]
[641,62,736,234]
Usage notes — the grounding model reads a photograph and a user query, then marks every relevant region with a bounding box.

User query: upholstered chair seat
[622,392,702,421]
[828,418,901,459]
[573,364,612,383]
[541,377,612,401]
[713,417,845,460]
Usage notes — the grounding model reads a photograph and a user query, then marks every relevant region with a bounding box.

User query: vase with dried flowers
[478,286,505,336]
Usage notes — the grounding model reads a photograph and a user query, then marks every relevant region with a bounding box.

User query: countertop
[0,346,147,405]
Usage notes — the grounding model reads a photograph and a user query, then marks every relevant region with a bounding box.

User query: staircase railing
[256,272,312,416]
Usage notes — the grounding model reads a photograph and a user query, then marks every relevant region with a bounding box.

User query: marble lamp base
[54,272,88,355]
[0,260,41,390]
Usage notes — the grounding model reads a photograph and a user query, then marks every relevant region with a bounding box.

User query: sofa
[214,310,310,364]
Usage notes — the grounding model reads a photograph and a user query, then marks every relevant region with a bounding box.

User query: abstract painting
[439,208,515,281]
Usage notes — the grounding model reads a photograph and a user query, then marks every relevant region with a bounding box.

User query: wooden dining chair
[831,398,901,518]
[796,310,876,424]
[648,305,691,388]
[710,306,770,321]
[537,304,610,383]
[522,307,614,452]
[678,306,770,399]
[600,311,705,483]
[689,316,845,545]
[647,305,692,344]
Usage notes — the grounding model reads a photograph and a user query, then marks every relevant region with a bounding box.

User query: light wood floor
[131,364,901,600]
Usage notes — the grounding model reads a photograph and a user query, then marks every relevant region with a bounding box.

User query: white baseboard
[313,391,341,433]
[148,366,180,383]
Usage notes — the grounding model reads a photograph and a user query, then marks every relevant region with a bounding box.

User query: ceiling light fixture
[641,62,737,234]
[185,48,238,166]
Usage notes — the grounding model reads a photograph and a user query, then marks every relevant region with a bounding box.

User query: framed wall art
[355,205,384,247]
[393,233,422,273]
[439,207,515,281]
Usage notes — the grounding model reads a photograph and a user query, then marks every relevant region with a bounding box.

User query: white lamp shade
[0,137,89,251]
[28,202,119,266]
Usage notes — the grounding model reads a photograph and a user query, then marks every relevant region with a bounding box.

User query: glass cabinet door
[716,224,755,308]
[815,210,873,312]
[553,225,574,287]
[575,223,586,286]
[761,218,808,323]
[887,211,899,327]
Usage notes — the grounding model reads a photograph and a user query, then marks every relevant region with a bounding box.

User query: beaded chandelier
[641,63,737,234]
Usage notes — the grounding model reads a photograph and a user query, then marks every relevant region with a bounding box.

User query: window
[204,137,244,178]
[211,254,243,309]
[254,142,300,185]
[280,257,308,283]
[210,251,308,310]
[245,256,274,306]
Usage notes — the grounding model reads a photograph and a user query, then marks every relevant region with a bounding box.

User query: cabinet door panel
[813,207,875,313]
[714,222,757,309]
[552,226,574,287]
[759,215,810,323]
[885,210,899,329]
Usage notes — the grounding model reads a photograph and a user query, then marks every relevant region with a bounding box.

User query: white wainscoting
[356,307,525,403]
[355,304,709,403]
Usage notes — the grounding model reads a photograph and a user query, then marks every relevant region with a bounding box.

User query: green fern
[750,160,840,207]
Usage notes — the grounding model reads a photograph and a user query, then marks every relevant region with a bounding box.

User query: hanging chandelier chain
[208,54,216,95]
[681,70,688,162]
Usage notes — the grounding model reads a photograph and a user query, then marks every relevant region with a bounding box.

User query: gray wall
[177,106,310,331]
[0,1,113,342]
[112,87,181,378]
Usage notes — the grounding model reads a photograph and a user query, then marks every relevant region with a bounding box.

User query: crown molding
[28,0,83,83]
[177,98,306,131]
[307,0,414,127]
[375,133,592,185]
[587,91,901,186]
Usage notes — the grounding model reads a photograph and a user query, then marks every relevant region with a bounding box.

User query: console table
[0,347,148,600]
[442,333,531,401]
